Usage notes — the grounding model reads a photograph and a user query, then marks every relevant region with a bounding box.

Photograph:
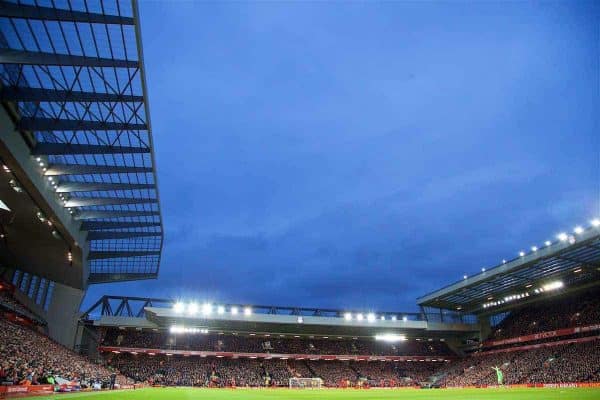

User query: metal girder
[114,299,133,317]
[45,164,153,176]
[32,143,150,155]
[1,87,143,103]
[75,210,159,219]
[0,48,138,68]
[80,221,161,230]
[56,182,155,192]
[557,255,600,268]
[88,250,161,260]
[20,117,147,131]
[0,1,135,24]
[65,196,157,207]
[87,273,157,284]
[86,231,161,240]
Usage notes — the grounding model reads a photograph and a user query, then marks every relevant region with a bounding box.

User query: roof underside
[0,0,162,283]
[418,229,600,313]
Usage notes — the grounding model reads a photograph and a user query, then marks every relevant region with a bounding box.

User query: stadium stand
[489,289,600,341]
[105,353,441,387]
[100,328,452,357]
[0,313,128,388]
[436,340,600,387]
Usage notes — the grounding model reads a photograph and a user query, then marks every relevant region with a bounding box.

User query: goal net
[289,377,323,389]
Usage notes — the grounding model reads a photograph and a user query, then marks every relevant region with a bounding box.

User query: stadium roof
[418,225,600,314]
[0,0,162,284]
[82,295,479,339]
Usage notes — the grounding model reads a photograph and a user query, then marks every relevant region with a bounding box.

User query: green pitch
[32,387,600,400]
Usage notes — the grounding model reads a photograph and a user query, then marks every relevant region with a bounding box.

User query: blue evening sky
[84,0,599,312]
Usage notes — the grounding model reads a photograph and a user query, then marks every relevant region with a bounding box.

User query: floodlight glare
[402,316,408,322]
[391,316,397,321]
[297,316,304,324]
[344,313,352,321]
[592,219,600,228]
[573,226,584,235]
[217,306,225,315]
[375,334,407,343]
[244,307,252,316]
[202,303,212,315]
[531,246,537,252]
[356,313,364,321]
[367,313,376,322]
[545,241,551,246]
[187,302,198,315]
[231,306,239,315]
[519,251,525,257]
[542,281,564,291]
[557,233,568,242]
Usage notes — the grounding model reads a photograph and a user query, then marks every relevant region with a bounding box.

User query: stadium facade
[0,0,162,347]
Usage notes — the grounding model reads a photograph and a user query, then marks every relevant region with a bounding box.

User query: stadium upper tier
[418,224,600,314]
[0,0,162,286]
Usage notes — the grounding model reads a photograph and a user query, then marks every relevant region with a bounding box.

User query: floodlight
[380,315,385,321]
[402,316,408,322]
[375,334,406,343]
[573,226,584,235]
[391,316,397,321]
[557,233,568,242]
[531,246,537,252]
[244,307,252,316]
[344,313,352,321]
[542,281,563,291]
[217,306,225,315]
[592,219,600,228]
[231,306,239,315]
[187,302,198,315]
[356,313,364,321]
[367,313,376,322]
[544,241,551,246]
[519,251,525,257]
[297,316,304,324]
[463,275,467,279]
[202,303,212,315]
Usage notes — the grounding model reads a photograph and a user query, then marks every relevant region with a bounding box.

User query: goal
[289,377,323,389]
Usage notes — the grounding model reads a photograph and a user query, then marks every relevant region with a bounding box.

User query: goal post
[289,377,323,389]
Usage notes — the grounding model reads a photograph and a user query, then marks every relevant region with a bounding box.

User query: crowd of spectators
[436,340,600,386]
[106,353,437,387]
[490,289,600,341]
[0,316,129,387]
[102,329,451,357]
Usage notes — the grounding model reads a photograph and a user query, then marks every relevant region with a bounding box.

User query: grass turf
[30,387,600,400]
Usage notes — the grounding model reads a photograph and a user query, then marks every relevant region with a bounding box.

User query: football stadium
[0,1,599,399]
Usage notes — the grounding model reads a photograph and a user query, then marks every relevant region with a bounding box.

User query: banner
[474,335,600,356]
[447,382,600,389]
[0,385,53,394]
[484,324,600,348]
[99,346,453,362]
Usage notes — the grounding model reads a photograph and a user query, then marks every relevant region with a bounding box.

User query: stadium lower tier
[0,318,129,387]
[104,338,600,387]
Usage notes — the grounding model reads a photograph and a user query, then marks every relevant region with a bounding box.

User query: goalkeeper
[492,366,504,385]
